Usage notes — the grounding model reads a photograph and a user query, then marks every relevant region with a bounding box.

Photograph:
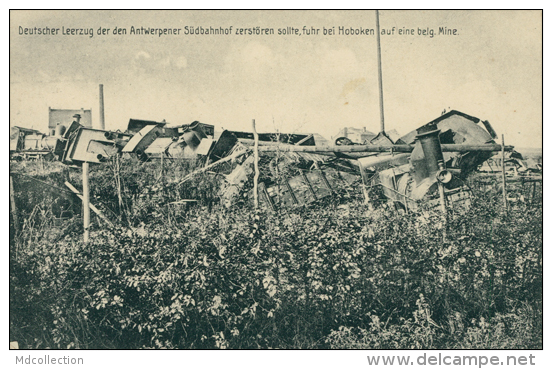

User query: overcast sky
[10,10,542,147]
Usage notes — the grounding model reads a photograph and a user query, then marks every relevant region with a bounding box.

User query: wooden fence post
[10,175,19,232]
[160,152,165,199]
[357,160,372,207]
[252,119,260,209]
[82,162,90,242]
[501,134,508,211]
[115,154,124,221]
[65,181,113,227]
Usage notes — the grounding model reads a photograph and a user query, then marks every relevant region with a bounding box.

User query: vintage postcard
[9,9,543,366]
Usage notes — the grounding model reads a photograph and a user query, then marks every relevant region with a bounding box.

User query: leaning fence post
[82,162,91,242]
[160,152,165,200]
[357,160,372,208]
[501,134,508,211]
[65,181,113,227]
[115,154,124,221]
[252,119,260,209]
[10,174,19,232]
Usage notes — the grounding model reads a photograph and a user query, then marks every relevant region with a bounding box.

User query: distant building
[332,127,376,144]
[48,107,92,135]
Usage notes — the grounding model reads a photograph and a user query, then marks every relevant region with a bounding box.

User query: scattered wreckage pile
[10,110,541,214]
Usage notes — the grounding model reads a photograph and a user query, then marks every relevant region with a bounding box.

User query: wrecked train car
[122,119,215,160]
[375,110,501,210]
[208,110,511,211]
[62,126,132,165]
[11,109,514,213]
[10,126,66,160]
[10,118,217,165]
[204,129,360,209]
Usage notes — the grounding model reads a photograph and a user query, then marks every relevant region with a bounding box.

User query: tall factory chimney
[99,84,105,130]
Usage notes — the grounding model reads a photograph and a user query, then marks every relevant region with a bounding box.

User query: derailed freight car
[217,110,512,211]
[10,126,66,160]
[374,110,501,210]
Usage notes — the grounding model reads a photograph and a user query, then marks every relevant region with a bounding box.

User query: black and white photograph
[9,8,543,366]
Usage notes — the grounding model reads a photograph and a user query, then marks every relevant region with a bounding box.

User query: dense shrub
[9,160,542,349]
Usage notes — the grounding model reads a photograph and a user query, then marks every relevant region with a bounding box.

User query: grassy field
[9,158,542,349]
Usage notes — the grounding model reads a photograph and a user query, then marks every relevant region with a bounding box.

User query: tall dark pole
[375,10,385,134]
[99,84,105,130]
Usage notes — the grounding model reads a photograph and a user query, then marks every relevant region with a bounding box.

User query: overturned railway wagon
[374,110,500,210]
[10,126,66,160]
[215,110,511,211]
[10,109,515,212]
[123,119,215,160]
